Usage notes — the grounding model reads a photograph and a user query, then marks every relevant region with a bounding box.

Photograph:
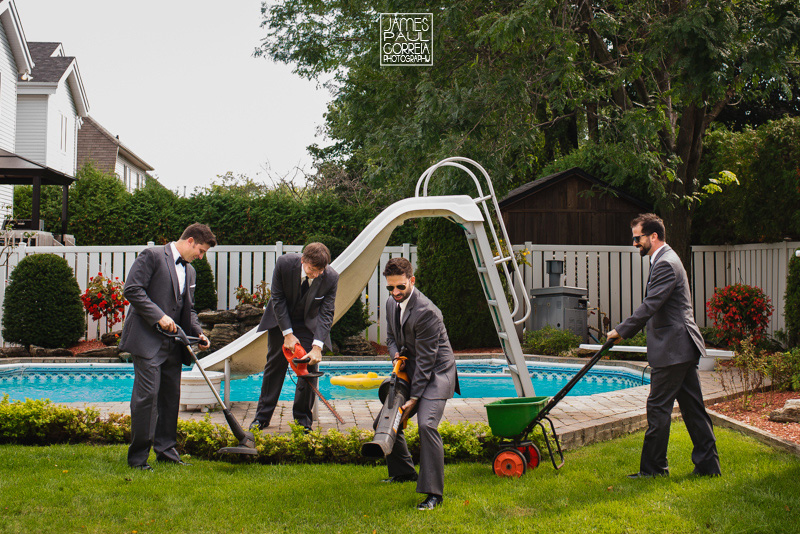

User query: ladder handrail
[415,157,531,325]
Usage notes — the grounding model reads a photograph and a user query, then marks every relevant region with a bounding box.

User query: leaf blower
[361,354,416,458]
[156,324,258,456]
[283,343,345,424]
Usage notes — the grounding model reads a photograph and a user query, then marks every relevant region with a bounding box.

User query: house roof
[0,148,75,186]
[83,116,154,172]
[19,41,89,117]
[0,0,34,77]
[499,167,651,210]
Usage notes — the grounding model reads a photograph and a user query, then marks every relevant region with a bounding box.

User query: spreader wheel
[493,448,527,477]
[517,444,542,469]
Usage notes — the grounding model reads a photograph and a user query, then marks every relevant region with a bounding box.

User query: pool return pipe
[157,325,258,456]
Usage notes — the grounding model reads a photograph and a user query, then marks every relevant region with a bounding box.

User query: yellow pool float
[330,372,387,390]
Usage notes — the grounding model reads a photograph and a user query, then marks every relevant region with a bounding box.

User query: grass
[1,424,798,534]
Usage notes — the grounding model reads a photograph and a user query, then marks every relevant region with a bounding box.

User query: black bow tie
[176,257,188,266]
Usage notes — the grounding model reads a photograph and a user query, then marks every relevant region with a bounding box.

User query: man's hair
[383,257,413,278]
[180,223,217,247]
[302,242,331,269]
[631,213,665,241]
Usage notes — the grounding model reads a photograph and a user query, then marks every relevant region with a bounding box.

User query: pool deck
[56,355,750,452]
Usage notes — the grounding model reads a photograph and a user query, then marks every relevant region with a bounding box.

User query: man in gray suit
[250,243,339,432]
[120,223,216,470]
[607,213,720,478]
[378,257,459,510]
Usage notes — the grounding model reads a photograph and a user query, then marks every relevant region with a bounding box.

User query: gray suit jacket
[386,288,458,400]
[257,253,338,348]
[119,244,202,364]
[616,245,706,368]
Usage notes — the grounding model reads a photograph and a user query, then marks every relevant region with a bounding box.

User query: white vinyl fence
[0,241,796,345]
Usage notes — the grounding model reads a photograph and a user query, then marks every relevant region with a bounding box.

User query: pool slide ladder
[198,157,535,402]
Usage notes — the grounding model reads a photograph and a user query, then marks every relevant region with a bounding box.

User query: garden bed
[709,391,800,445]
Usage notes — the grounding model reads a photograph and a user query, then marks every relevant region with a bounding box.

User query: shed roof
[499,167,650,210]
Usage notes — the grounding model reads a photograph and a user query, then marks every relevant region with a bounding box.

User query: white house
[0,0,34,219]
[15,41,89,177]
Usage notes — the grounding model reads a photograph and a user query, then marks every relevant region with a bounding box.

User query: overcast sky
[16,0,331,195]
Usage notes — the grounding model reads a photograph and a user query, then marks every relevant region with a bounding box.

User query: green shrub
[192,256,218,311]
[305,234,373,350]
[523,325,581,356]
[2,254,85,348]
[416,218,499,349]
[0,396,533,463]
[785,253,800,348]
[766,347,800,392]
[68,163,129,245]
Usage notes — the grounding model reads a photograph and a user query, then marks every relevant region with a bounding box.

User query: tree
[259,0,800,266]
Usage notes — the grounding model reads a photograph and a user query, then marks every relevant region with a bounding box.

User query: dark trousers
[253,326,317,429]
[128,340,183,466]
[641,361,721,475]
[383,397,447,496]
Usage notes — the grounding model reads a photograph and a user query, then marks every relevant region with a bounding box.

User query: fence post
[276,241,283,257]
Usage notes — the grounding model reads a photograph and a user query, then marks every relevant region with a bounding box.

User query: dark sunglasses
[386,284,407,291]
[632,234,648,243]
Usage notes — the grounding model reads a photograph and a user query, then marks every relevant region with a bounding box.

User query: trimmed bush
[2,254,85,348]
[192,256,218,311]
[305,234,373,349]
[0,396,544,463]
[523,325,581,356]
[785,253,800,348]
[415,218,499,349]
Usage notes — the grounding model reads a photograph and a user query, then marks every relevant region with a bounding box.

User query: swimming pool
[0,360,649,403]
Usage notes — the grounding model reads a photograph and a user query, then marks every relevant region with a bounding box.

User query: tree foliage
[258,0,800,266]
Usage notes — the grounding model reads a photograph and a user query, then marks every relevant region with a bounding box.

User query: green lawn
[1,424,798,534]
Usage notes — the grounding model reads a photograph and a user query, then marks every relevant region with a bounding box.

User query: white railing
[0,240,796,345]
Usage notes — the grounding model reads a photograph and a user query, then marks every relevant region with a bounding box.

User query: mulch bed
[67,340,107,355]
[709,391,800,446]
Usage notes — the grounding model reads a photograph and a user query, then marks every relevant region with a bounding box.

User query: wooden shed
[499,167,651,246]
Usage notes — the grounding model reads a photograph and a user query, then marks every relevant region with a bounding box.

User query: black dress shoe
[131,463,152,471]
[156,457,191,466]
[691,469,721,477]
[417,494,443,510]
[249,420,267,431]
[381,473,418,483]
[627,470,668,479]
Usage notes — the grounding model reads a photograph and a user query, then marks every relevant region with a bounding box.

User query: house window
[60,114,68,152]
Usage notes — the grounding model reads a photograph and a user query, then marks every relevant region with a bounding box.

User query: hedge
[0,396,548,464]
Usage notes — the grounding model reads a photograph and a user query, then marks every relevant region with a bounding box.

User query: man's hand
[308,346,323,365]
[399,398,418,427]
[606,329,621,343]
[391,352,406,370]
[158,315,176,333]
[284,333,300,351]
[198,333,210,350]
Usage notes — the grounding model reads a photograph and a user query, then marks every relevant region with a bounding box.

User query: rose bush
[80,273,128,331]
[706,283,773,347]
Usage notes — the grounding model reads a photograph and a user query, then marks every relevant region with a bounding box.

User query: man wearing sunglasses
[607,214,720,479]
[249,242,339,433]
[377,257,459,510]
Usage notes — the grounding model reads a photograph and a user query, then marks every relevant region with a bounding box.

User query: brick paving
[63,362,738,451]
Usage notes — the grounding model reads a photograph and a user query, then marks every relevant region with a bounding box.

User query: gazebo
[0,148,75,238]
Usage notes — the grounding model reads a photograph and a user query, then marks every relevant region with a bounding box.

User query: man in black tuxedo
[250,242,339,432]
[120,223,216,469]
[379,257,459,511]
[607,213,720,478]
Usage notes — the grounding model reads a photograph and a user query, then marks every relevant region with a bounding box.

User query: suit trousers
[128,340,184,466]
[641,361,721,475]
[385,397,447,496]
[254,325,317,429]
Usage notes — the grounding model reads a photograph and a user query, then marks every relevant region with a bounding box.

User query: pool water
[0,361,648,403]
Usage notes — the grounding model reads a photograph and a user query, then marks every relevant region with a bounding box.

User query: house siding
[45,75,78,176]
[15,94,47,164]
[115,154,147,191]
[76,119,118,174]
[0,18,18,153]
